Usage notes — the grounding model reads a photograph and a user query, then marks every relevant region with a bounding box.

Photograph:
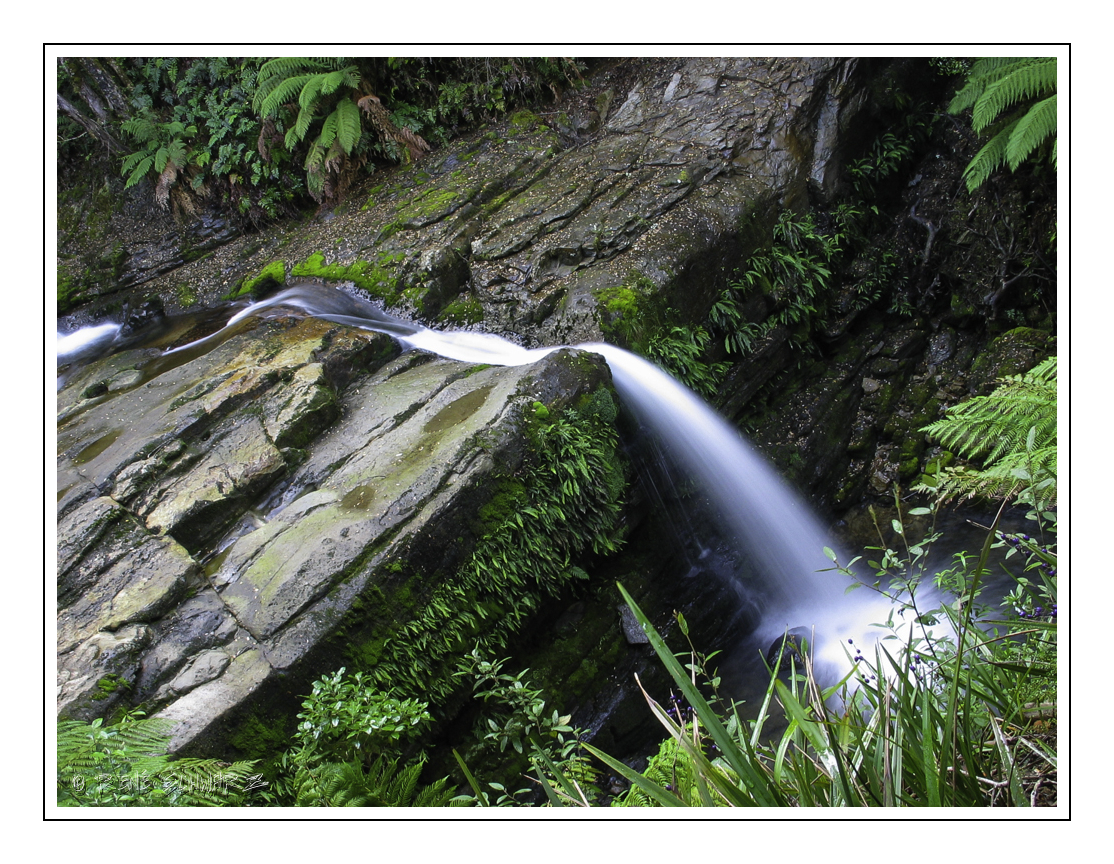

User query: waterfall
[58,284,939,682]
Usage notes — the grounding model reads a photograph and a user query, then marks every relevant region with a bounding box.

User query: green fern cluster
[288,755,460,807]
[366,390,626,705]
[917,356,1056,506]
[120,113,197,207]
[645,325,730,398]
[610,732,735,807]
[949,58,1057,191]
[253,58,364,201]
[58,713,259,806]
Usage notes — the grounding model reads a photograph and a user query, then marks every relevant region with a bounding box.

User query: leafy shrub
[293,666,431,760]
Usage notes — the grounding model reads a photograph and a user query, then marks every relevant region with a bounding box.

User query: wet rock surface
[56,309,617,753]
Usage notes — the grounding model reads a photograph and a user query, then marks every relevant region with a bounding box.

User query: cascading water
[57,284,940,686]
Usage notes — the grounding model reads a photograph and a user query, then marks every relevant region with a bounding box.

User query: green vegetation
[364,388,626,704]
[438,296,484,326]
[112,58,301,222]
[58,56,584,215]
[58,712,259,806]
[253,58,430,203]
[918,356,1057,508]
[949,58,1057,191]
[451,651,600,806]
[258,667,459,807]
[290,252,403,304]
[229,259,286,299]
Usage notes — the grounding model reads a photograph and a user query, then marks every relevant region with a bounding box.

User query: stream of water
[58,285,949,690]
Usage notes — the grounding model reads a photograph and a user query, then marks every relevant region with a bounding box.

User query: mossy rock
[969,327,1054,393]
[229,260,286,300]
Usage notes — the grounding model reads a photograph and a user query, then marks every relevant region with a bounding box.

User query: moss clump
[508,109,541,135]
[176,283,199,306]
[595,273,660,348]
[438,296,484,326]
[290,252,404,305]
[229,260,286,300]
[57,273,87,314]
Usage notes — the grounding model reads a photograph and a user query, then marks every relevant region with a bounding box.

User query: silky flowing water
[58,284,948,696]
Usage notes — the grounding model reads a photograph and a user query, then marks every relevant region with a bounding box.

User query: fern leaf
[316,66,360,98]
[317,109,338,153]
[1006,94,1057,171]
[334,97,362,154]
[258,57,327,81]
[122,153,154,187]
[256,72,317,118]
[920,357,1056,504]
[120,116,158,143]
[961,118,1019,192]
[971,58,1056,133]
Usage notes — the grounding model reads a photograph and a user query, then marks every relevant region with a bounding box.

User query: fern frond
[120,116,158,143]
[334,97,362,154]
[1006,94,1057,171]
[291,756,458,807]
[949,58,1034,114]
[256,72,317,118]
[288,96,320,149]
[317,109,338,153]
[960,118,1019,192]
[971,58,1056,133]
[920,357,1056,504]
[314,66,360,99]
[123,154,155,188]
[156,758,260,806]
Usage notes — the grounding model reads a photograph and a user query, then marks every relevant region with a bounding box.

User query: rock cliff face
[66,59,864,339]
[56,56,1054,761]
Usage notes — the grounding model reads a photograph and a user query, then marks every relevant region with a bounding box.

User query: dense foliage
[57,56,585,216]
[57,712,260,806]
[56,57,1057,809]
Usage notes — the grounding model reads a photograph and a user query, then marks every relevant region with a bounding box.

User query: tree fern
[1007,94,1057,171]
[968,59,1056,133]
[917,357,1056,506]
[949,57,1057,191]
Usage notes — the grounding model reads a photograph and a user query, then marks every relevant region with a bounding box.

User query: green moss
[594,273,661,348]
[176,283,199,306]
[438,296,484,326]
[227,708,294,763]
[92,673,130,700]
[477,478,528,534]
[229,260,286,300]
[57,273,86,314]
[508,109,541,135]
[290,252,404,305]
